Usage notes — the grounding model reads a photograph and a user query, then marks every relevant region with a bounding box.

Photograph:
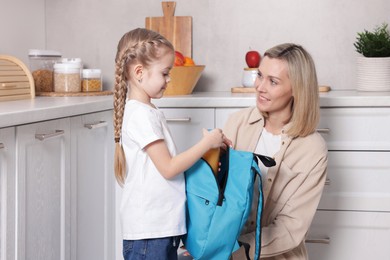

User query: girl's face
[142,49,174,99]
[254,56,293,118]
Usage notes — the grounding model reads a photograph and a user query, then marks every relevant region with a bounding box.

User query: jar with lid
[61,58,83,76]
[53,62,81,92]
[242,68,258,87]
[28,49,62,92]
[82,69,102,92]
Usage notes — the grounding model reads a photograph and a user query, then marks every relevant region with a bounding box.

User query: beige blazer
[224,107,328,260]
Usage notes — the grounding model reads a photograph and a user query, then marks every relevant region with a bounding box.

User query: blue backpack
[183,147,275,260]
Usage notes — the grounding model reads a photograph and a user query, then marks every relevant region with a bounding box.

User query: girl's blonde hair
[263,43,320,138]
[113,28,174,185]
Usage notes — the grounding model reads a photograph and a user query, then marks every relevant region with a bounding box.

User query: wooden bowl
[164,65,205,95]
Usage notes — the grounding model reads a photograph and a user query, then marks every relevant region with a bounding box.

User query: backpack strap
[254,153,276,167]
[238,241,251,260]
[254,171,263,260]
[237,153,274,259]
[239,163,264,260]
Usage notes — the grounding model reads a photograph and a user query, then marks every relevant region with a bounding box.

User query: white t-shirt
[255,127,281,180]
[120,100,186,240]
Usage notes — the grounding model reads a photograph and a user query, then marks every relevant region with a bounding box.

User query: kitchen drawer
[215,108,242,128]
[306,210,390,260]
[318,107,390,150]
[160,108,214,153]
[318,151,390,211]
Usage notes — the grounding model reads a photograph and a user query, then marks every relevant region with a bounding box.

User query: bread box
[0,55,35,101]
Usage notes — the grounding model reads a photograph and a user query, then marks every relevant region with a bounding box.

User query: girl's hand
[202,128,224,149]
[202,128,233,151]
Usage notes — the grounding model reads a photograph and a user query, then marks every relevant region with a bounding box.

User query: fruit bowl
[164,65,205,95]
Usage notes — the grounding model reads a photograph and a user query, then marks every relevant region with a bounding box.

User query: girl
[113,28,225,260]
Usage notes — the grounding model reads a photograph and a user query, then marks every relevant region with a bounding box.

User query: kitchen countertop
[153,90,390,108]
[0,95,114,128]
[1,90,390,128]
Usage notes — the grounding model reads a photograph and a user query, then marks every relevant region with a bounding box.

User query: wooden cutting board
[145,1,192,57]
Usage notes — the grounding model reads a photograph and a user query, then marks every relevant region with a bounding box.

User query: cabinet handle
[0,143,4,149]
[35,130,65,141]
[317,128,330,133]
[84,121,108,129]
[325,178,331,185]
[305,237,330,244]
[166,117,191,122]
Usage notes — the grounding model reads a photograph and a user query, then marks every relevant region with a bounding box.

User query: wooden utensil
[145,1,192,57]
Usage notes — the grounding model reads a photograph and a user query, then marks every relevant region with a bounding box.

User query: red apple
[174,51,185,66]
[245,50,261,68]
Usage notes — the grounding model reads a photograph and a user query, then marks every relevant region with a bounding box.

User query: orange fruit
[183,57,195,66]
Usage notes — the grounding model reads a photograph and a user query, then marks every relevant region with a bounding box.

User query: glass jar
[53,62,81,92]
[82,69,102,92]
[242,68,258,88]
[28,49,62,92]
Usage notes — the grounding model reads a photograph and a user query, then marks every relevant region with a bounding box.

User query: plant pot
[356,56,390,91]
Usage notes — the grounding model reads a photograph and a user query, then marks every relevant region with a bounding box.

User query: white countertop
[153,91,390,108]
[1,90,390,128]
[0,96,114,128]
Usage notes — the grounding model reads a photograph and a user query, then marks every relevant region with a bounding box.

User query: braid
[113,28,174,186]
[113,49,131,186]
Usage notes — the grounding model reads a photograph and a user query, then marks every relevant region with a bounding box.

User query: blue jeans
[123,236,181,260]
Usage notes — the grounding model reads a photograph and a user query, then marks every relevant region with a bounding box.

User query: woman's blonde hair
[113,28,174,185]
[263,43,320,138]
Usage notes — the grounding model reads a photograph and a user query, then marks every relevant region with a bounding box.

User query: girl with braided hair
[113,28,226,260]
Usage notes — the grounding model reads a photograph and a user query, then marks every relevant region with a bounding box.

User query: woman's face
[254,56,293,118]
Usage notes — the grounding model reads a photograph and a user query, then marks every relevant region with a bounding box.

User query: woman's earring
[138,78,142,83]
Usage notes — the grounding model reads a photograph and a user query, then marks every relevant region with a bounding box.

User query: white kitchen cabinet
[16,118,71,260]
[318,107,390,151]
[306,210,390,260]
[0,109,116,260]
[0,127,16,260]
[70,111,115,260]
[161,108,214,153]
[318,151,390,212]
[215,108,241,129]
[306,107,390,260]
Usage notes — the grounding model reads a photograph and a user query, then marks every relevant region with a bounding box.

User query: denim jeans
[123,236,181,260]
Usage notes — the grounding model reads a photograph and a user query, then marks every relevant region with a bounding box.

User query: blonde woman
[226,43,328,259]
[113,28,225,260]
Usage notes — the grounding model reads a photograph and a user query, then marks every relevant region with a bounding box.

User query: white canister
[242,68,258,87]
[82,69,102,92]
[53,62,81,92]
[61,58,83,78]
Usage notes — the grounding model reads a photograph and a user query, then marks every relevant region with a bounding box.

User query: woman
[226,43,328,259]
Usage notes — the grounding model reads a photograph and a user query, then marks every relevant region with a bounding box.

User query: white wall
[0,0,46,65]
[2,0,390,91]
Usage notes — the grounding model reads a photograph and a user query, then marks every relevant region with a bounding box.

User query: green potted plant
[354,23,390,57]
[354,23,390,91]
